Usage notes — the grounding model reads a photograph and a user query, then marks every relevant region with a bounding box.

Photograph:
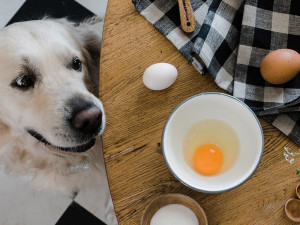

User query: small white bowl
[162,92,264,193]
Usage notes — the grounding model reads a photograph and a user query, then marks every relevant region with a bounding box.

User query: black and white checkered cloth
[133,0,300,145]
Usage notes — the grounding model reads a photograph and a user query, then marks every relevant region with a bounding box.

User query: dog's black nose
[71,105,102,134]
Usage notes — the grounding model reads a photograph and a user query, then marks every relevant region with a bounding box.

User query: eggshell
[143,63,178,90]
[260,49,300,85]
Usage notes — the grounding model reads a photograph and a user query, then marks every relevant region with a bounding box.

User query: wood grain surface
[99,1,300,224]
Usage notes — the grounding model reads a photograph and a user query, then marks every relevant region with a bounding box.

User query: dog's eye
[72,58,82,72]
[13,75,35,90]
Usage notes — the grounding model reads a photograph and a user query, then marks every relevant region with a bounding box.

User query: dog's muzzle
[27,97,104,153]
[27,129,96,153]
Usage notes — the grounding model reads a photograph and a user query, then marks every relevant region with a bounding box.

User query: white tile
[194,3,209,25]
[200,41,214,65]
[0,0,26,28]
[242,5,256,27]
[215,67,233,90]
[233,81,246,99]
[0,167,72,225]
[264,86,284,103]
[75,0,108,16]
[74,149,118,225]
[141,3,164,24]
[273,114,295,135]
[166,27,191,49]
[75,173,117,225]
[223,0,243,10]
[211,14,231,39]
[272,12,289,34]
[237,45,252,65]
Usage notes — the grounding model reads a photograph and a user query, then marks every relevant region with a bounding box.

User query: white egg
[143,63,178,90]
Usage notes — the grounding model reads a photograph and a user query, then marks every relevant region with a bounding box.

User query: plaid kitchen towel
[133,0,300,145]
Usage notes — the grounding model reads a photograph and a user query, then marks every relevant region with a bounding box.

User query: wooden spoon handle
[178,0,197,33]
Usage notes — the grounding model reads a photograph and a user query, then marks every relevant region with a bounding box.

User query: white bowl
[162,92,264,193]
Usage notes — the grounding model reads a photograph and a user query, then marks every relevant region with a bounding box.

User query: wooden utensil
[141,193,208,225]
[178,0,197,33]
[285,199,300,223]
[296,183,300,199]
[284,184,300,222]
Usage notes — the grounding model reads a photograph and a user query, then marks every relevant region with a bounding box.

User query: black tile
[256,1,274,11]
[283,71,300,88]
[261,114,277,123]
[288,111,300,122]
[244,99,264,111]
[246,66,265,86]
[252,28,272,49]
[231,7,243,31]
[198,23,211,40]
[56,201,106,225]
[289,124,300,146]
[287,34,300,53]
[209,0,222,13]
[165,3,180,27]
[208,57,221,79]
[214,41,232,66]
[6,0,94,26]
[290,0,300,15]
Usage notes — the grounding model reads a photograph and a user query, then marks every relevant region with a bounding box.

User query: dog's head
[0,18,105,153]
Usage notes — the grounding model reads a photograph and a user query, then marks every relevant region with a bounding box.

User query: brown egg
[260,49,300,85]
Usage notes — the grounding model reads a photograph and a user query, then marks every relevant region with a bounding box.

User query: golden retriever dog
[0,17,107,197]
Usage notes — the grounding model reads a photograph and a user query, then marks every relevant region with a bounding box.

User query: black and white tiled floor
[0,1,117,225]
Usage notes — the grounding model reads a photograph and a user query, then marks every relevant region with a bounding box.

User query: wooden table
[99,1,300,224]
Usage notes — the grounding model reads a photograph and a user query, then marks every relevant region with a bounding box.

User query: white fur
[0,17,108,197]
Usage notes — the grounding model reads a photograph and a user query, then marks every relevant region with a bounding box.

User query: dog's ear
[55,17,104,96]
[75,16,103,65]
[76,17,104,97]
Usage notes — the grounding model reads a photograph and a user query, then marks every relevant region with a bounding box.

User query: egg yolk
[193,144,223,176]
